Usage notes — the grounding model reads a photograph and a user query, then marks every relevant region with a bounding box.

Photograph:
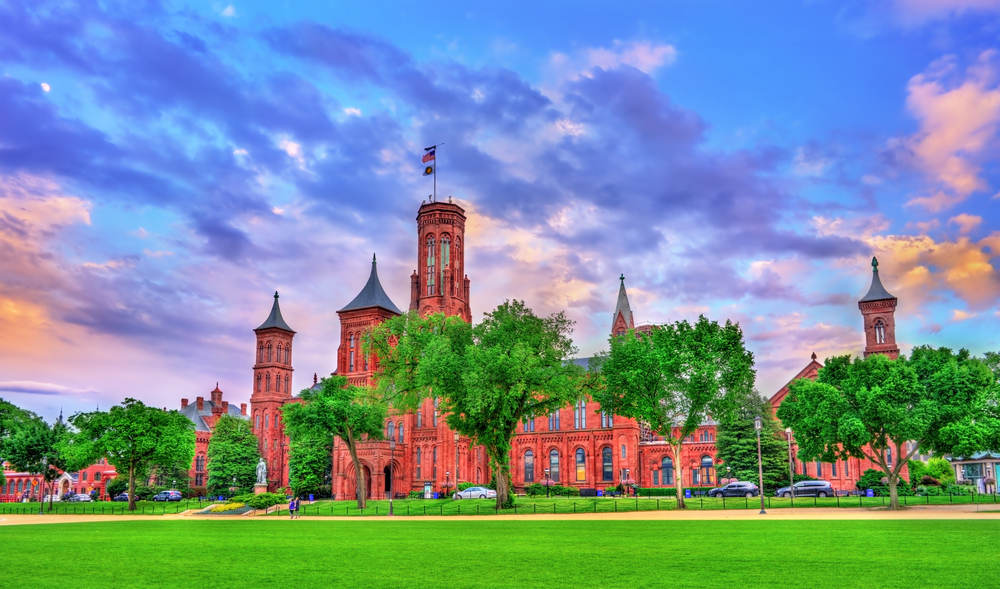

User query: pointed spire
[612,274,634,332]
[339,254,402,314]
[859,256,895,302]
[255,291,295,332]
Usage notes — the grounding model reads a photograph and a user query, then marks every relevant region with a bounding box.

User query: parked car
[775,480,835,498]
[112,493,130,502]
[152,490,183,502]
[70,493,93,502]
[707,482,759,498]
[41,494,62,503]
[452,487,497,500]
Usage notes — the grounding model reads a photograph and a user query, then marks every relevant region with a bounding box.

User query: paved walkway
[1,503,997,526]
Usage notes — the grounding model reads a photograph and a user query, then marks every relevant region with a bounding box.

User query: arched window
[276,374,282,393]
[575,400,586,429]
[277,343,282,363]
[364,352,369,371]
[662,456,674,485]
[549,449,560,482]
[874,319,886,344]
[601,411,613,428]
[416,448,422,479]
[265,414,270,429]
[286,376,290,394]
[266,373,272,391]
[267,342,272,362]
[285,345,290,364]
[886,447,892,466]
[602,447,613,481]
[433,447,438,478]
[397,421,403,443]
[258,343,264,363]
[816,461,823,478]
[524,450,535,482]
[349,334,355,372]
[575,448,586,482]
[549,411,560,431]
[701,455,715,485]
[416,410,422,428]
[433,398,439,426]
[621,444,626,459]
[441,235,450,293]
[831,461,838,477]
[255,414,259,430]
[387,421,395,440]
[426,236,436,295]
[256,374,262,392]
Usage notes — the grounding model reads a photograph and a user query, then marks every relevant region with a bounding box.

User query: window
[416,410,422,428]
[277,344,282,363]
[845,460,850,477]
[575,448,586,482]
[831,462,838,477]
[267,342,272,362]
[433,399,439,426]
[886,447,893,467]
[349,351,354,372]
[524,450,535,482]
[692,468,700,485]
[523,418,535,432]
[285,345,290,364]
[266,373,271,391]
[255,414,259,430]
[441,235,450,293]
[662,456,674,485]
[256,374,262,392]
[433,447,438,478]
[265,414,270,429]
[195,474,203,487]
[426,236,436,295]
[701,455,714,485]
[398,422,404,443]
[83,472,88,482]
[601,411,613,428]
[700,430,714,442]
[387,421,395,440]
[548,411,560,431]
[575,400,586,429]
[621,445,626,459]
[286,376,290,394]
[416,448,422,479]
[549,449,560,482]
[602,447,613,482]
[874,319,886,344]
[816,461,823,478]
[258,344,264,363]
[364,352,369,371]
[276,374,282,393]
[653,470,659,485]
[801,461,807,475]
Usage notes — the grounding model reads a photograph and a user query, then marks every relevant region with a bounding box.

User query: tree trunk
[345,429,366,509]
[491,448,513,509]
[887,472,900,510]
[671,440,686,509]
[127,464,137,511]
[47,474,54,512]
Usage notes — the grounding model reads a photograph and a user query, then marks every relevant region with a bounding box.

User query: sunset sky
[2,0,999,421]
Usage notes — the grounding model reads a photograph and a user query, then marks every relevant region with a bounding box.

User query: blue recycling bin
[597,490,603,497]
[433,492,439,499]
[309,494,314,502]
[866,488,874,497]
[685,489,691,499]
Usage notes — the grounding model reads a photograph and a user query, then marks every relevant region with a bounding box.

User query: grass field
[0,519,996,588]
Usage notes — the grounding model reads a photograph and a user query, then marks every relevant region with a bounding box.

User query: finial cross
[871,257,879,271]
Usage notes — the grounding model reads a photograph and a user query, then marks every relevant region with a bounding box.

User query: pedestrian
[289,497,296,519]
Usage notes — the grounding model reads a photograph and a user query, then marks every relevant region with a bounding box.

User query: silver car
[452,487,497,500]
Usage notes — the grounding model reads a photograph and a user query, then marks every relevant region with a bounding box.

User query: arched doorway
[363,465,372,499]
[383,465,392,497]
[60,479,70,496]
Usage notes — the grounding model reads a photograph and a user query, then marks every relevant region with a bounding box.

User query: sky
[1,0,1000,421]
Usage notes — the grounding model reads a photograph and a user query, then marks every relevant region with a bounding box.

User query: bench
[693,491,707,497]
[394,493,407,500]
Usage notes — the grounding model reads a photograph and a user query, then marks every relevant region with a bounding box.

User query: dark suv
[708,482,759,498]
[775,480,835,498]
[152,490,183,502]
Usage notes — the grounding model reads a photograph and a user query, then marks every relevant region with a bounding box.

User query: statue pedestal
[254,483,268,495]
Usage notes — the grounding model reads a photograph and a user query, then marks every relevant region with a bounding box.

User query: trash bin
[433,492,439,499]
[309,494,314,502]
[684,489,692,499]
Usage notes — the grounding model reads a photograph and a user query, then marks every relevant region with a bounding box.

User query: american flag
[422,149,436,163]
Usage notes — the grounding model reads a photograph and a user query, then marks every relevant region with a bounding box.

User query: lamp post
[754,415,766,515]
[388,438,396,516]
[232,476,237,498]
[445,470,450,498]
[544,469,551,498]
[39,456,47,515]
[786,427,794,506]
[172,479,176,491]
[726,466,731,484]
[454,431,460,492]
[624,469,631,497]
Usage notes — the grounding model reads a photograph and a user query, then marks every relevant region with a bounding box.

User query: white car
[70,493,93,502]
[42,495,62,502]
[452,487,497,500]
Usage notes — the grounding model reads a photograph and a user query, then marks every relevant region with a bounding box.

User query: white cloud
[948,213,982,234]
[221,5,236,17]
[0,381,97,396]
[793,147,833,176]
[40,83,50,92]
[343,107,362,116]
[952,309,978,321]
[585,41,677,74]
[555,119,585,137]
[272,207,285,215]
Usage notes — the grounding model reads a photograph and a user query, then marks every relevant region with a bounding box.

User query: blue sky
[1,0,999,420]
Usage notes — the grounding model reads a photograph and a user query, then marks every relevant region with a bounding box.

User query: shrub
[246,492,287,510]
[408,490,423,499]
[209,502,245,513]
[920,475,941,487]
[457,482,476,492]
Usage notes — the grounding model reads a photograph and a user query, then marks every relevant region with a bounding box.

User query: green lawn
[0,519,996,588]
[0,499,211,516]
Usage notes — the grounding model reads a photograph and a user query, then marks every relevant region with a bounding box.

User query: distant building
[179,385,249,491]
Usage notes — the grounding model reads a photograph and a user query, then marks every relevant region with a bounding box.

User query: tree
[282,376,386,509]
[3,415,71,510]
[147,460,192,495]
[594,315,755,508]
[778,348,996,509]
[288,434,333,497]
[206,414,260,497]
[369,301,583,509]
[715,392,791,493]
[64,398,195,510]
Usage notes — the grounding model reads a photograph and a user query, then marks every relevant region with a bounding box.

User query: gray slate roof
[612,274,634,331]
[339,255,402,314]
[179,398,248,432]
[256,292,295,332]
[859,266,896,302]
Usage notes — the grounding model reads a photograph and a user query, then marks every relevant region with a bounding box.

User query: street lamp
[786,427,794,506]
[454,432,460,492]
[754,416,766,515]
[388,438,396,516]
[445,470,450,498]
[726,466,732,484]
[39,456,47,515]
[232,476,237,498]
[624,468,631,497]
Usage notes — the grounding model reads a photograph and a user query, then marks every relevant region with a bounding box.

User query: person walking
[289,497,296,519]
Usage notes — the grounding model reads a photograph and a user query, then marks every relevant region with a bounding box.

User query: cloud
[0,381,97,395]
[902,51,1000,211]
[951,309,978,321]
[949,213,982,234]
[891,0,1000,23]
[40,82,50,92]
[583,41,678,74]
[221,5,236,18]
[343,107,361,116]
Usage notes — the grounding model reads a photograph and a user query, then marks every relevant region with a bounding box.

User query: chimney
[240,403,247,416]
[222,401,229,414]
[181,399,188,408]
[196,397,204,411]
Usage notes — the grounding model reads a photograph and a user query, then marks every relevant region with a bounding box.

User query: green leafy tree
[106,476,128,498]
[288,434,333,497]
[3,415,72,510]
[925,457,956,486]
[206,414,260,497]
[64,398,196,510]
[369,301,583,509]
[778,348,996,509]
[715,392,792,493]
[282,376,386,509]
[147,460,192,495]
[593,315,755,508]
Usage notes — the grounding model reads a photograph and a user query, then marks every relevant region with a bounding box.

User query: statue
[256,458,267,485]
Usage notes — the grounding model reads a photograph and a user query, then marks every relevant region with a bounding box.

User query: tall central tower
[859,256,900,360]
[249,292,295,491]
[409,200,471,321]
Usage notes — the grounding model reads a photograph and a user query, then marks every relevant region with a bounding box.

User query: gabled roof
[859,257,896,303]
[255,292,295,332]
[179,399,248,432]
[612,274,634,331]
[768,353,824,408]
[339,254,402,314]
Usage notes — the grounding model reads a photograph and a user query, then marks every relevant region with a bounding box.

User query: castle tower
[859,257,899,360]
[337,254,402,387]
[249,291,295,490]
[611,274,635,336]
[409,200,471,322]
